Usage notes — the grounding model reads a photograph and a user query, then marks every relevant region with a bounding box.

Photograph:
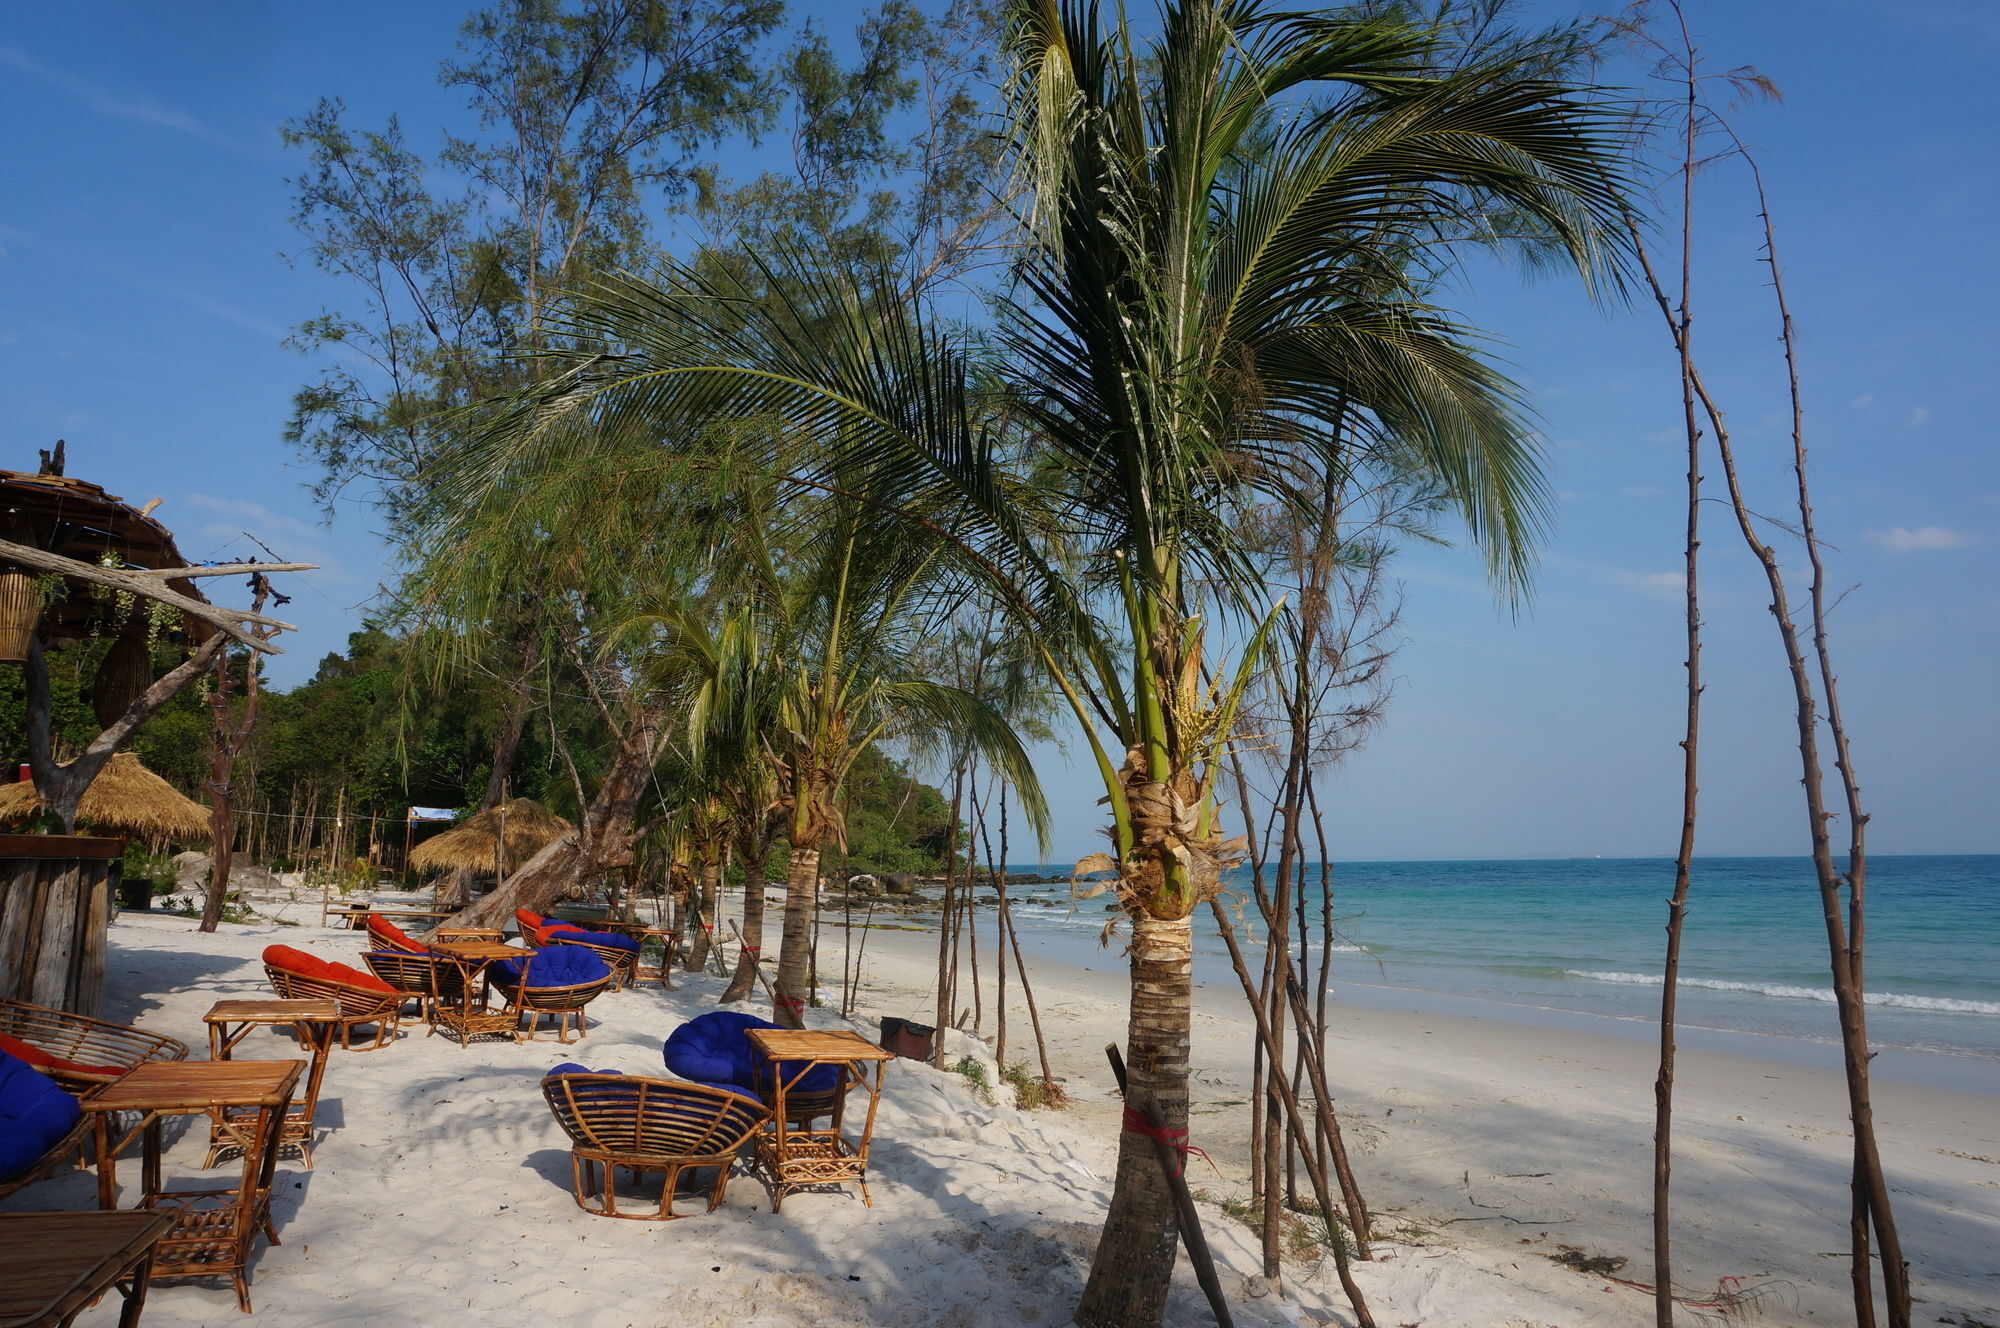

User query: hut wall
[0,835,124,1016]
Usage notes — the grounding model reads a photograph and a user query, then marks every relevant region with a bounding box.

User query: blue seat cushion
[0,1049,82,1181]
[551,928,641,953]
[661,1011,839,1098]
[489,945,610,987]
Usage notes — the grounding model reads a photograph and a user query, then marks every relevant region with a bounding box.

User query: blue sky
[1,1,1992,860]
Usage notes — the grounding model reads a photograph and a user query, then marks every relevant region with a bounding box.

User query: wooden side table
[631,928,681,990]
[744,1028,893,1211]
[0,1211,176,1328]
[201,999,338,1169]
[81,1059,303,1314]
[428,940,534,1046]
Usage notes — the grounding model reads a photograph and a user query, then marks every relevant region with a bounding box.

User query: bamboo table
[0,1211,176,1328]
[744,1028,893,1211]
[428,940,534,1046]
[201,999,338,1169]
[81,1059,303,1314]
[324,903,456,930]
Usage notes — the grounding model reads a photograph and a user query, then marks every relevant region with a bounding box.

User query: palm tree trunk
[721,836,768,1002]
[1075,913,1191,1328]
[774,839,821,1028]
[687,846,720,970]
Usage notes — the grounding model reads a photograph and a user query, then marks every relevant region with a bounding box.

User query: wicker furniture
[364,915,428,955]
[426,940,533,1046]
[82,1059,302,1314]
[744,1028,892,1211]
[324,904,454,931]
[0,1115,90,1203]
[544,931,641,991]
[488,948,612,1044]
[541,1071,769,1220]
[429,927,502,944]
[200,1000,338,1170]
[361,949,462,1024]
[261,946,401,1050]
[631,928,682,989]
[0,999,188,1096]
[0,1210,176,1328]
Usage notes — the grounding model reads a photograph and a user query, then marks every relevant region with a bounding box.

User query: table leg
[94,1114,116,1210]
[140,1117,162,1201]
[116,1250,156,1328]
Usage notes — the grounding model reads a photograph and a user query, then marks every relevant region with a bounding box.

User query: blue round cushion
[0,1049,81,1182]
[552,929,640,953]
[490,945,609,987]
[661,1011,840,1097]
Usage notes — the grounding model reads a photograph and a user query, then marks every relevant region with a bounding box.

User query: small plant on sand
[948,1055,992,1105]
[999,1062,1070,1111]
[1546,1246,1629,1278]
[1216,1194,1359,1264]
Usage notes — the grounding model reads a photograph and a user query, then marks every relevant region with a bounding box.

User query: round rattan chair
[488,949,612,1044]
[262,946,402,1050]
[0,998,188,1096]
[541,1070,769,1220]
[544,932,641,991]
[360,950,463,1025]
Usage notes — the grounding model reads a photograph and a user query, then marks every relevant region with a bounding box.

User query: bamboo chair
[545,933,641,991]
[633,930,682,989]
[361,950,463,1025]
[541,1072,769,1220]
[490,972,612,1044]
[430,927,503,944]
[0,998,189,1096]
[263,963,401,1050]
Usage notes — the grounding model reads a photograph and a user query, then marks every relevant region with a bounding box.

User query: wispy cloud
[1866,525,1975,553]
[1908,406,1931,427]
[0,225,285,341]
[1619,484,1664,499]
[1611,570,1685,600]
[1849,393,1875,408]
[179,495,352,587]
[0,44,261,154]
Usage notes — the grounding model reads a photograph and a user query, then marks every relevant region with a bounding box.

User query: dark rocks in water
[882,873,920,897]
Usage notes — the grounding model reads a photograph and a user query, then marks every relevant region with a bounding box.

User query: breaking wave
[1562,970,2000,1016]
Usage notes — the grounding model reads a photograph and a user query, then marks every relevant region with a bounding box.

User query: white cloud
[0,44,254,153]
[1865,525,1975,553]
[1849,394,1875,408]
[1620,484,1664,498]
[1612,570,1686,599]
[1908,406,1931,427]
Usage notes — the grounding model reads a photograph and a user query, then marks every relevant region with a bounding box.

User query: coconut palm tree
[447,4,1629,1317]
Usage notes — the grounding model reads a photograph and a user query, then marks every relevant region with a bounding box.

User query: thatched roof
[0,752,210,839]
[409,798,572,874]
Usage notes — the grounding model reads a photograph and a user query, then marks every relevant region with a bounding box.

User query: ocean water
[988,856,2000,1062]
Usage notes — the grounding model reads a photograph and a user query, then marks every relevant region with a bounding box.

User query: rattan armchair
[545,933,641,991]
[360,949,463,1025]
[0,998,188,1096]
[541,1071,770,1219]
[490,973,612,1044]
[262,947,402,1050]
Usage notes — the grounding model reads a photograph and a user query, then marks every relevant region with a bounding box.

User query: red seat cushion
[263,944,396,994]
[367,915,426,954]
[514,909,545,932]
[0,1032,122,1080]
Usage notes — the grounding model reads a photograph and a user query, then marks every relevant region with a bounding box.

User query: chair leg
[233,1270,252,1314]
[708,1163,733,1213]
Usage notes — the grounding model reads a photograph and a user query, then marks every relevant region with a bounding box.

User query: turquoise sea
[991,855,2000,1065]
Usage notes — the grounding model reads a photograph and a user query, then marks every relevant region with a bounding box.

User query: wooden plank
[73,866,109,1017]
[28,860,76,1008]
[0,835,125,860]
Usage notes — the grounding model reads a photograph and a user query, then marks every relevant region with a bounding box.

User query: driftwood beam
[0,537,300,652]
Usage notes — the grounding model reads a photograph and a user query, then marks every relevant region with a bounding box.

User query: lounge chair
[262,944,402,1049]
[544,928,642,990]
[0,998,188,1096]
[661,1011,844,1129]
[366,914,428,954]
[487,947,612,1044]
[540,1065,769,1219]
[0,1047,89,1200]
[361,949,463,1025]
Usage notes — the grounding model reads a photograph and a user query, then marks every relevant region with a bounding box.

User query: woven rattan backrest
[0,998,188,1087]
[263,965,398,1016]
[361,950,459,996]
[542,1074,769,1157]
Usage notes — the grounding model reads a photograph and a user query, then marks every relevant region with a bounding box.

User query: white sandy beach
[7,899,1996,1328]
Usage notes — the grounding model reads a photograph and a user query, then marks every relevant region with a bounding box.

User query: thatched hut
[0,752,208,841]
[409,798,572,877]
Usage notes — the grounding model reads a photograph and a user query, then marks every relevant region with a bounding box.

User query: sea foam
[1562,970,2000,1016]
